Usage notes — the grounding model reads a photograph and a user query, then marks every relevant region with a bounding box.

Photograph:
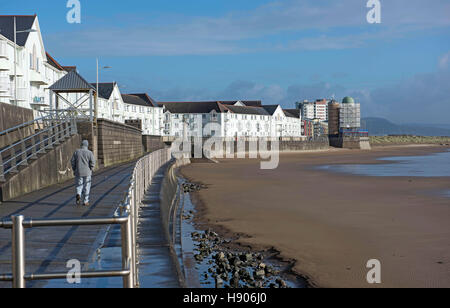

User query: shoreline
[180,145,450,288]
[184,185,314,288]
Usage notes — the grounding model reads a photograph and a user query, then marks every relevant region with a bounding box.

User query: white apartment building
[161,101,303,138]
[122,94,163,136]
[297,99,328,122]
[48,68,165,136]
[0,15,67,114]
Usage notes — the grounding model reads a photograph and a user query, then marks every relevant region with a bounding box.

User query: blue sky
[1,0,449,124]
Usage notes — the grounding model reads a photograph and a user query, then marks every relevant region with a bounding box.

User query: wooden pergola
[48,70,98,123]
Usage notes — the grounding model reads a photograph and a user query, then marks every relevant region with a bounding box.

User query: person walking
[71,140,96,206]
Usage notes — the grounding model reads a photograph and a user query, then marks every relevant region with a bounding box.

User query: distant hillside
[362,117,450,136]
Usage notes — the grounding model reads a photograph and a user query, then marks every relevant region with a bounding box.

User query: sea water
[320,150,450,178]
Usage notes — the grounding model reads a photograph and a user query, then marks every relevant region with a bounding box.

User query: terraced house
[122,93,163,136]
[1,14,302,140]
[0,15,67,113]
[160,101,303,138]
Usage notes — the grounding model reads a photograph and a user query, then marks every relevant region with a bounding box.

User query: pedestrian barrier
[0,110,77,182]
[0,148,172,288]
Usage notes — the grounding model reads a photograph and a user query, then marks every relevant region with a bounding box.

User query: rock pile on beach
[182,182,206,193]
[182,210,195,221]
[192,229,289,288]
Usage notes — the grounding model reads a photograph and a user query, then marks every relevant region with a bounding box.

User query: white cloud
[45,0,450,56]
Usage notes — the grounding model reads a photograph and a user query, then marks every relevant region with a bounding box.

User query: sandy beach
[180,145,450,288]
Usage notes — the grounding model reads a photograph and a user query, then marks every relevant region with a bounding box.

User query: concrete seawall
[181,137,330,158]
[0,103,34,149]
[159,158,191,286]
[329,136,371,150]
[0,134,81,202]
[97,119,144,167]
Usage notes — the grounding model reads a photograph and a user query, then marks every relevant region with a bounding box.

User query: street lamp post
[13,17,36,106]
[96,58,111,122]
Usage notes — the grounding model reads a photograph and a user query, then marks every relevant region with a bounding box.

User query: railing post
[71,118,78,136]
[121,215,134,288]
[7,131,18,174]
[12,215,26,288]
[38,131,46,154]
[133,181,139,287]
[29,135,37,160]
[0,154,5,182]
[53,122,60,146]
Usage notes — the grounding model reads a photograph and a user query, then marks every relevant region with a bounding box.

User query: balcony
[0,76,10,92]
[30,96,48,107]
[0,41,8,59]
[11,87,28,101]
[0,83,11,97]
[0,58,11,72]
[29,70,48,85]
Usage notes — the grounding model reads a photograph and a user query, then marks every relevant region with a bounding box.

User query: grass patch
[370,136,450,145]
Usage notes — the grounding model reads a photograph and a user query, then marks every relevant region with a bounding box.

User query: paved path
[136,163,181,288]
[74,163,181,288]
[0,162,136,288]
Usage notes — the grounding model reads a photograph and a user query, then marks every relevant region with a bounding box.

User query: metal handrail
[0,148,172,288]
[0,111,77,182]
[0,215,133,288]
[117,148,172,287]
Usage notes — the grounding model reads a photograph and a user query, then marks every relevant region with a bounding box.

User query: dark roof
[0,15,36,46]
[261,105,280,115]
[62,66,77,72]
[122,94,153,107]
[90,83,116,99]
[160,102,224,114]
[158,100,260,107]
[283,109,301,118]
[127,93,157,107]
[223,105,270,116]
[226,101,262,107]
[46,52,64,71]
[50,70,96,92]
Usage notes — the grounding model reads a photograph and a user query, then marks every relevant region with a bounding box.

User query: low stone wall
[97,119,143,167]
[0,134,82,202]
[0,103,35,148]
[159,157,191,286]
[279,137,330,152]
[142,135,166,153]
[175,137,330,158]
[329,136,371,150]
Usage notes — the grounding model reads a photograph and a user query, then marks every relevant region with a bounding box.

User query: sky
[1,0,449,124]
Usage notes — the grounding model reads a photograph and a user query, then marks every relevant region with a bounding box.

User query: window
[32,45,36,70]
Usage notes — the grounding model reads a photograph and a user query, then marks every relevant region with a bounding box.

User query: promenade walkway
[80,163,181,288]
[0,162,135,288]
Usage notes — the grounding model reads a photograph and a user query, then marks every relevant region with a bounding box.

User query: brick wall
[97,119,143,167]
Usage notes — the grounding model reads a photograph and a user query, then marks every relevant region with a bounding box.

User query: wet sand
[180,145,450,288]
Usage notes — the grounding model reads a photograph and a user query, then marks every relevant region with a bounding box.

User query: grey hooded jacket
[71,141,96,177]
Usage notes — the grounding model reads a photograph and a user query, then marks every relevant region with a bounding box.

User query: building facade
[297,99,328,122]
[0,15,66,114]
[160,101,303,138]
